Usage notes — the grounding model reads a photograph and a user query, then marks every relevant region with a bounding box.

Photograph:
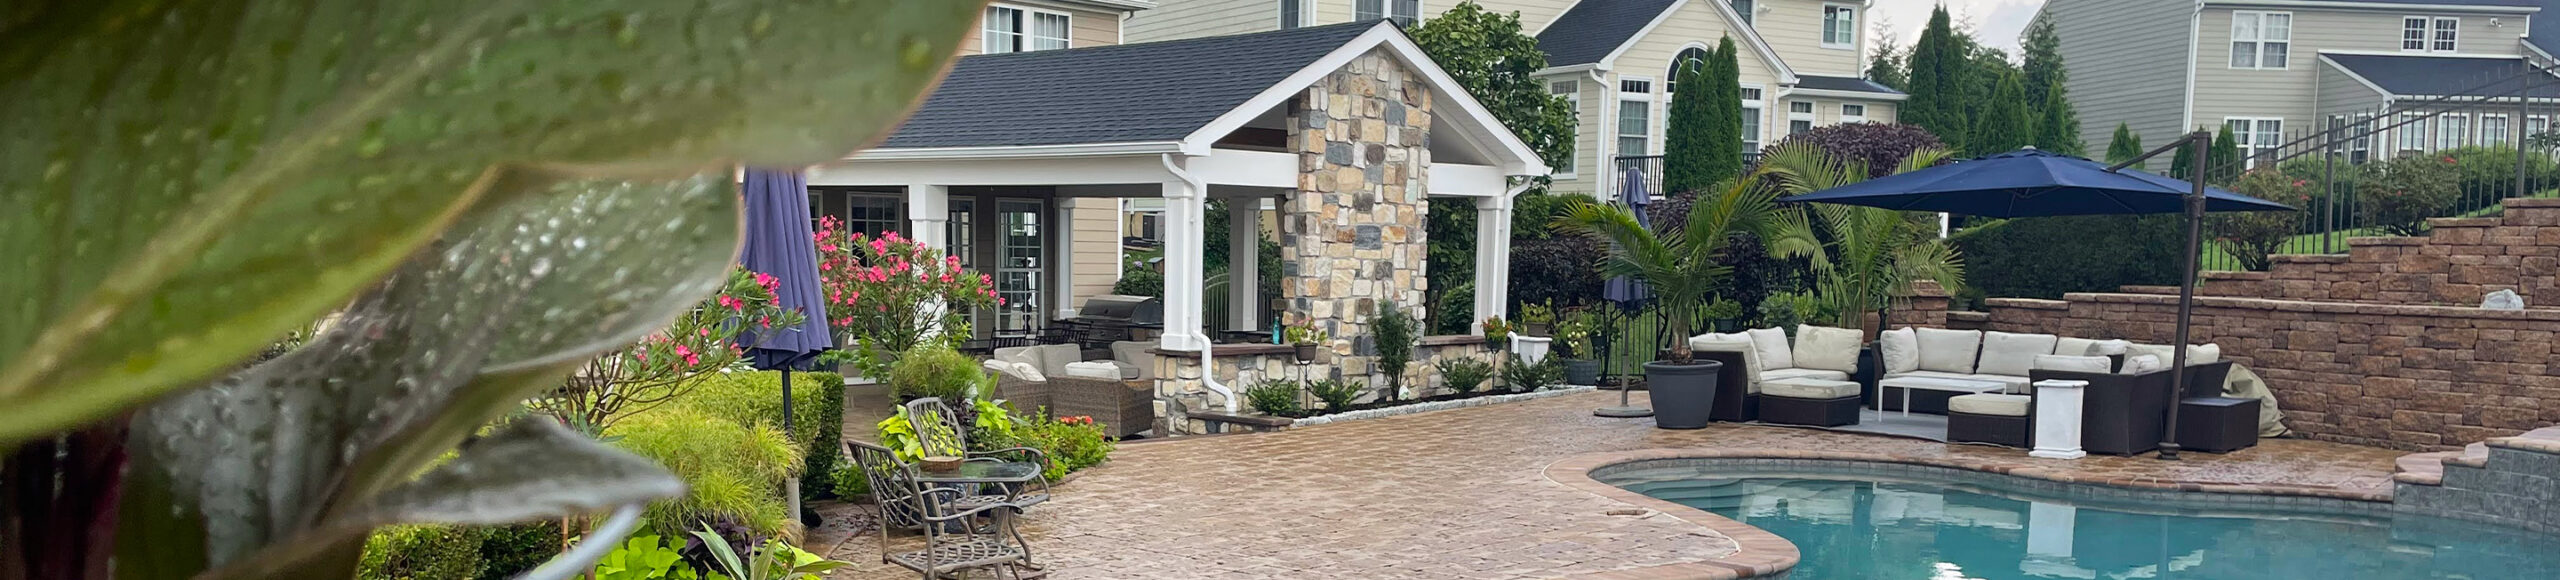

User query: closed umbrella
[733,167,835,516]
[1596,166,1657,418]
[1777,145,2295,459]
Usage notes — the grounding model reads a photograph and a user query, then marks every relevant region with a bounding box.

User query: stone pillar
[1282,50,1432,387]
[1162,177,1208,351]
[1888,279,1953,329]
[2030,379,2090,460]
[1473,194,1513,332]
[1229,198,1261,332]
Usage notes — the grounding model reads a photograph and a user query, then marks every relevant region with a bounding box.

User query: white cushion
[1763,378,1860,400]
[1792,325,1864,373]
[1889,370,1976,380]
[1110,340,1159,381]
[1914,328,1984,374]
[1689,333,1762,385]
[1949,393,2032,416]
[2129,343,2221,367]
[1976,332,2060,377]
[2091,339,2131,356]
[2120,354,2164,375]
[1062,361,1121,380]
[1763,368,1851,383]
[2032,354,2113,374]
[992,346,1040,370]
[1747,327,1794,370]
[981,359,1043,382]
[2055,337,2103,357]
[1879,327,1921,375]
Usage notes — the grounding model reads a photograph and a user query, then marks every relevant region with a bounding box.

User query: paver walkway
[822,390,2401,579]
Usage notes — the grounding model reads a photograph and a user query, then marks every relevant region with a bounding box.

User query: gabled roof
[1536,0,1680,67]
[1793,74,1903,96]
[2203,0,2535,7]
[2321,53,2560,98]
[2532,0,2560,55]
[880,22,1374,149]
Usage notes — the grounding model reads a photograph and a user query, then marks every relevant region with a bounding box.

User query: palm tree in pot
[1558,174,1783,429]
[1757,143,1967,341]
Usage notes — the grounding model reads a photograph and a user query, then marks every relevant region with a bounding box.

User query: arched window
[1668,47,1709,93]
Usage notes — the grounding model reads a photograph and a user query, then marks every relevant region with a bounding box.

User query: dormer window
[1357,0,1420,26]
[984,5,1069,54]
[2404,16,2458,52]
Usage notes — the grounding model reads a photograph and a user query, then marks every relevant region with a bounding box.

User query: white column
[1228,197,1261,332]
[1054,198,1084,318]
[1161,179,1208,351]
[1472,194,1515,333]
[905,184,950,250]
[2030,379,2090,460]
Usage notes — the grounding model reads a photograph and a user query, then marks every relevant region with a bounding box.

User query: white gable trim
[1595,0,1799,85]
[1178,22,1551,177]
[2315,54,2397,98]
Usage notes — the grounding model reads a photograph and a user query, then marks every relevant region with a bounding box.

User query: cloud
[1869,0,2046,56]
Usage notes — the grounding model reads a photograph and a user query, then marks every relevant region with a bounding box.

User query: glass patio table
[912,460,1042,486]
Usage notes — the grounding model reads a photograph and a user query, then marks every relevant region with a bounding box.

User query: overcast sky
[1870,0,2047,57]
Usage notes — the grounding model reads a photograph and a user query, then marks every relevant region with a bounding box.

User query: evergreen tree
[2035,87,2083,155]
[1867,40,1908,91]
[1409,3,1575,179]
[2105,123,2145,165]
[1903,7,1969,150]
[2022,17,2080,155]
[1668,37,1744,192]
[2166,125,2242,184]
[1967,71,2034,156]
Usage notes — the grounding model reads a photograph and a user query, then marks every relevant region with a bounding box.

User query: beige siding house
[1130,1,1903,201]
[2040,0,2552,169]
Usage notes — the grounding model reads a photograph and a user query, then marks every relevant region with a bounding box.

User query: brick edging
[1542,447,2398,578]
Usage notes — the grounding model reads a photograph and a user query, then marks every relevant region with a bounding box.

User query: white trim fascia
[1178,22,1552,177]
[2525,37,2557,63]
[1601,0,1799,85]
[1782,87,1909,101]
[2315,53,2397,99]
[2202,1,2535,15]
[1536,63,1603,76]
[1041,0,1154,10]
[2317,48,2524,59]
[851,141,1184,160]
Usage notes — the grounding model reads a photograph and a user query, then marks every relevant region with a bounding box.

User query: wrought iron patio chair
[846,439,1036,579]
[905,397,1053,507]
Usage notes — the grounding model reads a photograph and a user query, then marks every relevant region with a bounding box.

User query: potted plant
[1479,316,1511,352]
[1518,302,1557,337]
[1558,174,1783,429]
[1283,322,1327,363]
[1555,309,1601,386]
[1758,143,1967,343]
[1704,298,1745,334]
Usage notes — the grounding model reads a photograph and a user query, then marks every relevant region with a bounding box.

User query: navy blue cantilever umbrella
[1778,147,2295,459]
[733,167,835,514]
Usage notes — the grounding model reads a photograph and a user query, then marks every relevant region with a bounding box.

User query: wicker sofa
[986,341,1158,438]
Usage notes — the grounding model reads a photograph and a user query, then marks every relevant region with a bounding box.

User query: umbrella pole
[782,369,801,518]
[2160,131,2211,461]
[1596,301,1653,418]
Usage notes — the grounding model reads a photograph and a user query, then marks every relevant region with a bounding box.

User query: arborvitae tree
[2022,18,2081,155]
[1669,37,1744,192]
[1903,7,1968,150]
[1967,71,2034,156]
[2105,123,2145,165]
[2167,125,2243,184]
[2035,87,2083,155]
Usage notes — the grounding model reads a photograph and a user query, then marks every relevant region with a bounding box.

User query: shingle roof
[2315,0,2537,6]
[877,21,1378,149]
[1536,0,1680,67]
[2532,0,2560,54]
[1794,74,1902,95]
[2324,53,2560,98]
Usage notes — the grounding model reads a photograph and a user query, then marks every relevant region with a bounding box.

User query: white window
[1552,81,1581,176]
[2400,113,2430,153]
[1741,84,1766,156]
[2439,113,2471,150]
[2532,115,2552,143]
[2351,113,2374,163]
[2483,114,2511,147]
[1788,101,1816,135]
[1618,77,1654,157]
[2405,16,2459,52]
[2227,117,2282,168]
[1841,103,1867,123]
[1730,1,1755,26]
[1668,47,1710,93]
[2229,11,2291,69]
[984,5,1070,54]
[1356,0,1420,26]
[1822,5,1858,49]
[1279,0,1304,29]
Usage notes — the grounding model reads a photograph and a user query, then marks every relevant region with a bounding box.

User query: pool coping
[1541,448,2398,579]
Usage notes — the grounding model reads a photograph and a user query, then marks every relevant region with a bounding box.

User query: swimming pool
[1607,464,2560,579]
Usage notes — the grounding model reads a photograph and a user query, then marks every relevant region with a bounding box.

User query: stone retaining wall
[2198,198,2560,307]
[1150,336,1494,435]
[1937,292,2560,451]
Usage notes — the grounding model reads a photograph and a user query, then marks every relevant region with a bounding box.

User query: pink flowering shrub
[812,217,999,379]
[535,266,806,432]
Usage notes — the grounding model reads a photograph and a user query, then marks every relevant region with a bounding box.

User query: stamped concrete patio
[819,389,2401,579]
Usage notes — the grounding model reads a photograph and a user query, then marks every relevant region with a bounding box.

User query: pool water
[1619,476,2560,579]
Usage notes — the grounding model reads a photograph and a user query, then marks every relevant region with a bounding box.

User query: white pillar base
[2029,379,2089,460]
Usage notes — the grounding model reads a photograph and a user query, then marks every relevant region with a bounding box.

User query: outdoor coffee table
[1876,376,2012,417]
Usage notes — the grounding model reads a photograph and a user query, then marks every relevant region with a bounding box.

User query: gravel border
[1287,386,1599,428]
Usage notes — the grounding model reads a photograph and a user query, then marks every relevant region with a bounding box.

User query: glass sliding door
[996,199,1045,336]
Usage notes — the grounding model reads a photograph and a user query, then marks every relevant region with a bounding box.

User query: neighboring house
[2039,0,2558,169]
[1129,1,1903,200]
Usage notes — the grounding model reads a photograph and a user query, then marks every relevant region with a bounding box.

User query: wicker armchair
[2026,367,2177,456]
[1047,377,1153,438]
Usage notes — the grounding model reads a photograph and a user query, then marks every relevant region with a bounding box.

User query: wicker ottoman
[1760,379,1862,427]
[2175,397,2261,453]
[1947,393,2032,448]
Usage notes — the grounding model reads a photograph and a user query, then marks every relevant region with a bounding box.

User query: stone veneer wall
[2197,198,2560,307]
[1923,292,2560,451]
[1275,49,1432,402]
[1150,338,1492,436]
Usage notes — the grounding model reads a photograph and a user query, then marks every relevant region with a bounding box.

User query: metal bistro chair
[906,397,1054,508]
[847,440,1037,579]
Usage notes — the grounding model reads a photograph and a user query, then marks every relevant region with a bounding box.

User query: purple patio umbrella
[734,168,835,513]
[1596,166,1655,418]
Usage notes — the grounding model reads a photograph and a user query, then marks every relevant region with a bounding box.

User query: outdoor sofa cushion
[981,359,1045,382]
[1948,393,2031,416]
[2120,354,2165,374]
[1689,333,1763,385]
[995,344,1084,380]
[1975,332,2060,377]
[1792,325,1864,373]
[2129,343,2220,367]
[1110,340,1158,381]
[1063,361,1122,380]
[1914,328,1984,374]
[1763,378,1860,400]
[1879,327,1921,374]
[1763,368,1851,383]
[2056,337,2131,357]
[2033,354,2113,374]
[1747,327,1795,370]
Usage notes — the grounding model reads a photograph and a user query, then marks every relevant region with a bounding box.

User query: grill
[1056,295,1162,348]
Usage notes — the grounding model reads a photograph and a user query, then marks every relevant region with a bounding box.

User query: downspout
[1159,153,1238,412]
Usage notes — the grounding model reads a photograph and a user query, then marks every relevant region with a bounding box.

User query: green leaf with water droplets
[0,0,986,446]
[117,173,737,579]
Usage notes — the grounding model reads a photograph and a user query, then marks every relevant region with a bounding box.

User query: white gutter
[1158,153,1237,412]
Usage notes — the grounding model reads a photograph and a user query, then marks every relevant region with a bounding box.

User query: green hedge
[681,370,846,500]
[607,406,801,536]
[1951,215,2184,302]
[359,525,483,580]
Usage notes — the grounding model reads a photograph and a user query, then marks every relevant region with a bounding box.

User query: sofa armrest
[2180,360,2235,399]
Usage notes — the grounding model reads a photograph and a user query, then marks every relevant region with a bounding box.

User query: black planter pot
[1644,360,1724,429]
[1561,358,1601,386]
[1293,343,1319,363]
